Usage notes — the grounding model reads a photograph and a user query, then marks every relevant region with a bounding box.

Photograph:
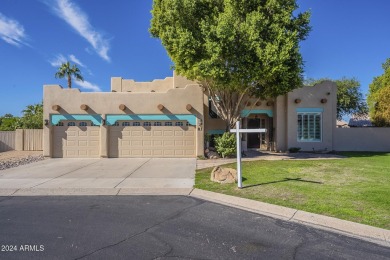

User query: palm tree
[55,61,84,88]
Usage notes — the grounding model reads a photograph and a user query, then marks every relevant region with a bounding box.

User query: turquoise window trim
[207,129,225,135]
[51,114,102,126]
[241,109,273,118]
[105,114,197,126]
[296,108,324,113]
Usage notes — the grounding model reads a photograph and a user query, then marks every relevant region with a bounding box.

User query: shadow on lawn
[242,177,323,189]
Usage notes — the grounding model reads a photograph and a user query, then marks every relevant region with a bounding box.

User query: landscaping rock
[0,155,45,171]
[210,166,237,184]
[206,151,220,159]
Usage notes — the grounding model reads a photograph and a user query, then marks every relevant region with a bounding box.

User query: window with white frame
[56,122,64,126]
[143,122,151,126]
[175,121,183,126]
[122,121,130,126]
[164,122,172,126]
[67,122,76,126]
[114,121,119,126]
[79,122,87,126]
[153,122,162,126]
[297,113,322,142]
[133,122,140,126]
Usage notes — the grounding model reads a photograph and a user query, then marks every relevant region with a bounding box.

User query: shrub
[288,147,301,153]
[215,132,236,158]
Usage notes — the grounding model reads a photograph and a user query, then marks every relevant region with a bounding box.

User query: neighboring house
[336,120,349,128]
[43,72,337,158]
[348,115,373,127]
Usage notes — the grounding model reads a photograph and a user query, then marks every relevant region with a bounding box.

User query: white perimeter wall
[334,128,390,152]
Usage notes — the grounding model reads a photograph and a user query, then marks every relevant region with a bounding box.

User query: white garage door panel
[53,126,100,158]
[109,125,196,158]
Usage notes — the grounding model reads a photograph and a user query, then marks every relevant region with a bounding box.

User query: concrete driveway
[0,158,196,195]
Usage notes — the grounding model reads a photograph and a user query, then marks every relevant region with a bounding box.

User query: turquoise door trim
[105,114,197,126]
[51,114,102,125]
[241,109,273,117]
[207,129,225,135]
[296,108,324,113]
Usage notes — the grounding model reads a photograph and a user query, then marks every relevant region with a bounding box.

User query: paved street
[0,196,389,260]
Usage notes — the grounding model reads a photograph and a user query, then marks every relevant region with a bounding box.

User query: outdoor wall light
[102,119,106,126]
[44,119,49,126]
[295,99,301,104]
[321,98,327,104]
[80,104,89,110]
[52,105,61,111]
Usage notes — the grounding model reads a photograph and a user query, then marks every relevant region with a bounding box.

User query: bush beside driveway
[195,152,390,229]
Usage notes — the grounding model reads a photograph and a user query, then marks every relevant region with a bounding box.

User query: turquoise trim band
[241,109,273,117]
[207,129,225,135]
[51,114,102,125]
[106,114,197,126]
[296,108,324,113]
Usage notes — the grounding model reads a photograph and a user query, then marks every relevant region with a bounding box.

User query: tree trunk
[67,75,72,88]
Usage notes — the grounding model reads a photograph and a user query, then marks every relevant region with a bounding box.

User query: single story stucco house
[43,72,337,158]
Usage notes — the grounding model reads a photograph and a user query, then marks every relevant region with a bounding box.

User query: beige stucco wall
[111,77,174,93]
[284,81,337,151]
[334,128,390,152]
[274,95,287,152]
[110,71,200,93]
[43,83,204,157]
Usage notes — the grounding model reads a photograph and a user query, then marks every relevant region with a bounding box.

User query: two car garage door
[52,121,196,158]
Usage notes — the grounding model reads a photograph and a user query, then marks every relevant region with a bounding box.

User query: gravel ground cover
[0,151,44,170]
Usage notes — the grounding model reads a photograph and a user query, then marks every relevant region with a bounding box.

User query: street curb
[189,188,390,248]
[2,188,194,196]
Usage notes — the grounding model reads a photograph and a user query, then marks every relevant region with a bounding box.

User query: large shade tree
[55,61,84,88]
[305,77,368,120]
[367,58,390,126]
[150,0,310,129]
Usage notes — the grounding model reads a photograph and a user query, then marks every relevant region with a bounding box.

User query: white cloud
[0,12,27,47]
[74,80,101,92]
[50,0,111,62]
[69,54,85,67]
[49,54,67,67]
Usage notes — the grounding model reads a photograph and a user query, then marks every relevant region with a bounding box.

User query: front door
[247,118,260,148]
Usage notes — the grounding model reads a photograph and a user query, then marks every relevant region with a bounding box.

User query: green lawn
[195,152,390,229]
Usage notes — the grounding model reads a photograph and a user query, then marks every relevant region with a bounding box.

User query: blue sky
[1,0,389,116]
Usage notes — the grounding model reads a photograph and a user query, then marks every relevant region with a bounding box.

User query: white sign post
[230,121,267,189]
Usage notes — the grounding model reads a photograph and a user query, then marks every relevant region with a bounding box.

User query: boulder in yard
[210,166,237,184]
